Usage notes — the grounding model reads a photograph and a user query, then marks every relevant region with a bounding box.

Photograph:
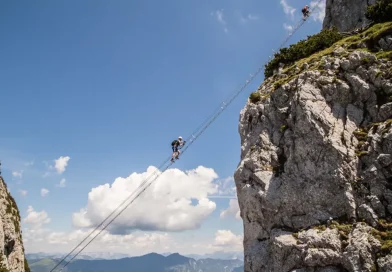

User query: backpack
[171,140,179,146]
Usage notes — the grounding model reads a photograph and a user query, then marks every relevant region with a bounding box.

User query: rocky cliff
[323,0,376,32]
[0,177,29,271]
[235,22,392,272]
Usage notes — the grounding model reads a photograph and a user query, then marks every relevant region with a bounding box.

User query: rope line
[50,158,172,271]
[50,3,325,271]
[58,163,173,271]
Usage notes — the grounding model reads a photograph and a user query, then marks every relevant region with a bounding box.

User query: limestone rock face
[323,0,376,32]
[0,177,28,271]
[235,47,392,272]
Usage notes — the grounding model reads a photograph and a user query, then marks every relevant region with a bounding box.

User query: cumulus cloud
[44,156,71,177]
[211,9,228,33]
[19,190,28,196]
[56,178,66,188]
[23,206,51,227]
[220,199,241,220]
[12,171,23,178]
[41,188,49,197]
[72,166,219,233]
[310,0,326,23]
[53,156,70,174]
[212,230,243,250]
[280,0,296,18]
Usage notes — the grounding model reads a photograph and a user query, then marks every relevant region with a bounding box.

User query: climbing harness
[50,2,326,271]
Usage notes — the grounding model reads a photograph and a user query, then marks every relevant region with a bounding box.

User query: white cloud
[220,199,241,220]
[12,171,23,178]
[212,230,243,250]
[240,13,259,24]
[53,156,70,174]
[23,226,244,256]
[19,190,28,197]
[24,161,34,166]
[44,156,70,177]
[56,178,66,188]
[72,166,219,233]
[216,10,226,25]
[41,188,49,197]
[280,0,296,18]
[23,226,179,255]
[46,229,173,248]
[23,206,51,227]
[215,176,236,196]
[211,9,228,33]
[310,0,326,23]
[283,23,294,32]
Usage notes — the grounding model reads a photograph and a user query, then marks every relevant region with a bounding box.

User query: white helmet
[178,136,183,140]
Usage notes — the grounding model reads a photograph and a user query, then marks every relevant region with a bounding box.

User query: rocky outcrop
[235,30,392,271]
[323,0,376,32]
[0,177,29,271]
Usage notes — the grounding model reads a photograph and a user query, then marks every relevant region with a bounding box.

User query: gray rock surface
[323,0,376,32]
[0,177,28,271]
[378,255,392,272]
[235,48,392,271]
[379,35,392,51]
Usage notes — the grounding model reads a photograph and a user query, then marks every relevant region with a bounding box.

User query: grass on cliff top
[285,22,392,73]
[264,27,343,78]
[249,21,392,103]
[261,21,392,90]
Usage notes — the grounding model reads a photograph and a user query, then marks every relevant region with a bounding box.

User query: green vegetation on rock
[264,27,343,78]
[249,91,261,103]
[329,221,353,242]
[24,257,30,272]
[265,21,392,84]
[366,0,392,24]
[371,219,392,256]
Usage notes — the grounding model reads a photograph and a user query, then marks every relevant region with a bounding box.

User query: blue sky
[0,0,325,256]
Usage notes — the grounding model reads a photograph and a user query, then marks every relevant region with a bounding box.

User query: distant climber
[302,5,310,20]
[171,136,186,162]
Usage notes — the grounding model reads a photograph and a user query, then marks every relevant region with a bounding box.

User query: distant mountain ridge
[26,251,131,261]
[26,250,243,261]
[184,251,243,261]
[28,252,243,272]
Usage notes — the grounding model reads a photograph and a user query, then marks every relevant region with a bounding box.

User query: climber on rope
[302,5,310,20]
[171,136,186,162]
